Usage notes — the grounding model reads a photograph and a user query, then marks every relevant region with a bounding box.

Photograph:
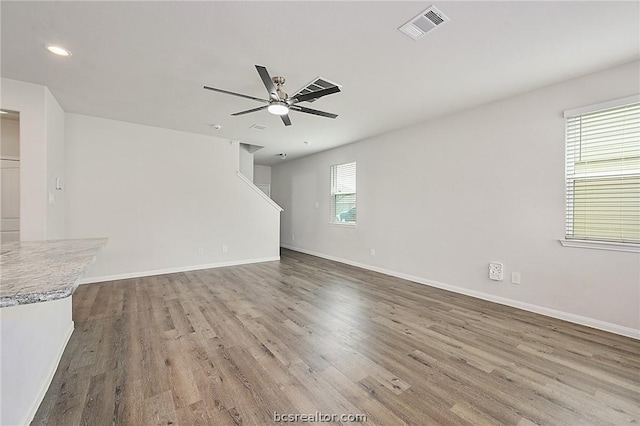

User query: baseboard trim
[281,245,639,340]
[78,256,280,285]
[24,321,74,425]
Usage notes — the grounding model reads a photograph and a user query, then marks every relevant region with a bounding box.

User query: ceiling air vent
[399,5,449,41]
[291,77,341,104]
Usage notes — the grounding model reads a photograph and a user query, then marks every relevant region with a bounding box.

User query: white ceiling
[2,1,638,166]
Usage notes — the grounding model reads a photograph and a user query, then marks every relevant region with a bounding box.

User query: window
[330,162,356,224]
[564,96,639,245]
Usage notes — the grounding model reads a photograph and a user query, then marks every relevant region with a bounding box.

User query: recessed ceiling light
[45,45,72,57]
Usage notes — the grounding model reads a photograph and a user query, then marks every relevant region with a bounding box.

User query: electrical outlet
[489,262,503,281]
[512,272,521,285]
[222,245,228,253]
[370,248,376,256]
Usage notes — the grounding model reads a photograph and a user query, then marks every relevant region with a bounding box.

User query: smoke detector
[399,6,450,41]
[278,153,287,159]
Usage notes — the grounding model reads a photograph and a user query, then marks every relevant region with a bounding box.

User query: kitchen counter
[0,238,107,307]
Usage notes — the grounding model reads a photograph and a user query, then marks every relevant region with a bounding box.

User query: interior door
[1,158,20,242]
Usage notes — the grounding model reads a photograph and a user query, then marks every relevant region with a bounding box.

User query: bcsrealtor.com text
[273,411,367,423]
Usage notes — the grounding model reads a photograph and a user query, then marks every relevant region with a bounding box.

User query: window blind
[565,99,640,243]
[330,162,356,224]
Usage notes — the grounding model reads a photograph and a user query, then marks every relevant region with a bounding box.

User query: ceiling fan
[204,65,340,126]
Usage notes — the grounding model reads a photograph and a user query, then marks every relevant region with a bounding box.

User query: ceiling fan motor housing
[272,76,287,99]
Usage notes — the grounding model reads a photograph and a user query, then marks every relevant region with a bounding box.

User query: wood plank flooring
[33,249,640,425]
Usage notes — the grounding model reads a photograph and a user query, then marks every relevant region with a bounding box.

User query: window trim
[329,222,357,228]
[563,94,639,118]
[563,94,640,247]
[330,161,357,225]
[559,239,640,253]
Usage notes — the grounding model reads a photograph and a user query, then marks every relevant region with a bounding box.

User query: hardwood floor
[33,249,640,425]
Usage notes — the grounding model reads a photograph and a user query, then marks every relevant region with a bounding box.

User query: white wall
[1,117,20,158]
[0,78,65,240]
[65,114,281,281]
[239,143,254,182]
[254,164,271,186]
[272,60,640,336]
[1,79,47,240]
[45,90,66,240]
[0,297,74,426]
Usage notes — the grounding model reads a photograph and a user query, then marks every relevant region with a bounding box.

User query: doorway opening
[1,110,20,242]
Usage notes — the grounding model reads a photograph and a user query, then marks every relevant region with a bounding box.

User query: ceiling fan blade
[203,86,268,103]
[280,114,292,126]
[231,105,269,116]
[290,105,338,119]
[291,86,341,103]
[255,65,279,101]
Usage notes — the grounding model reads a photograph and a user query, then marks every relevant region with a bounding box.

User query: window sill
[559,239,640,253]
[329,222,357,228]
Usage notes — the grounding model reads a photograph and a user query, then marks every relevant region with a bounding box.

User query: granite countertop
[0,238,107,307]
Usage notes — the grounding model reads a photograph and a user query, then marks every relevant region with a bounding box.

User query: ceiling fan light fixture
[267,102,289,116]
